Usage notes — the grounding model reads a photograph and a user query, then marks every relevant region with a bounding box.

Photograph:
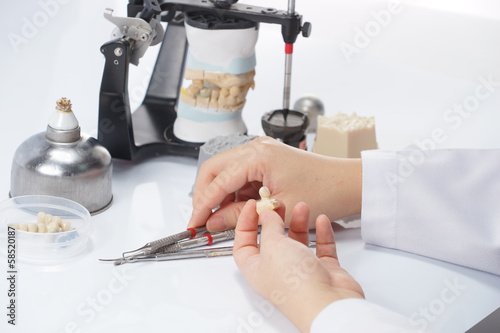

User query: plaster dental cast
[188,137,500,332]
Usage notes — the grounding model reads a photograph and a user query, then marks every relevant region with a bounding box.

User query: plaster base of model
[174,113,247,143]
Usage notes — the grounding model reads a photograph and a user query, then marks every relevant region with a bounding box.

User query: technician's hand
[233,200,364,333]
[188,137,362,231]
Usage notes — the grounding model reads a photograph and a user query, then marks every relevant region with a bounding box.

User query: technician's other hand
[189,137,362,231]
[233,200,364,333]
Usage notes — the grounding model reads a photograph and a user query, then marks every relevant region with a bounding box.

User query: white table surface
[1,1,500,332]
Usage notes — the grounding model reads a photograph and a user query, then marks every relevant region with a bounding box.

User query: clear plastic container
[0,195,93,264]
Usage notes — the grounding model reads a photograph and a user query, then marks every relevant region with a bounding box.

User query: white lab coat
[311,149,500,332]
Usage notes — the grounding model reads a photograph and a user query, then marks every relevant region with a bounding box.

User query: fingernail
[207,216,228,231]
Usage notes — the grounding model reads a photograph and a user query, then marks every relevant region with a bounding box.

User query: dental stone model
[313,112,378,158]
[197,133,257,171]
[180,71,255,112]
[189,133,257,197]
[256,187,280,215]
[174,13,259,143]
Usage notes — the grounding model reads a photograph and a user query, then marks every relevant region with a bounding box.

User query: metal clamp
[104,8,164,65]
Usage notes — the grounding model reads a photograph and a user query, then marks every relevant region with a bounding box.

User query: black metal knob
[209,0,238,9]
[302,22,312,38]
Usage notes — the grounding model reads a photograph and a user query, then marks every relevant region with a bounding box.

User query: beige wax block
[313,112,378,158]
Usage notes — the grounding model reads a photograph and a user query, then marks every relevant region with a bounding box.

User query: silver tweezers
[101,240,316,266]
[99,228,235,264]
[112,246,235,265]
[120,226,208,258]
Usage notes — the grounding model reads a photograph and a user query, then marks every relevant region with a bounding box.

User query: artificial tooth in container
[28,223,38,233]
[37,223,47,233]
[47,222,59,233]
[10,98,113,214]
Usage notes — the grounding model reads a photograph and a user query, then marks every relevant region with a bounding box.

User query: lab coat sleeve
[310,298,425,332]
[361,149,500,275]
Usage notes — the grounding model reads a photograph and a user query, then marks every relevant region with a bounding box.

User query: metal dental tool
[120,226,207,258]
[156,229,235,253]
[107,241,316,266]
[112,246,235,265]
[100,228,233,262]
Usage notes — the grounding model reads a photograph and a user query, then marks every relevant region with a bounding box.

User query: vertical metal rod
[282,0,296,119]
[287,0,295,15]
[283,53,293,111]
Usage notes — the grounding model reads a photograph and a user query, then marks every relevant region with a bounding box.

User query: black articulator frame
[98,0,311,160]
